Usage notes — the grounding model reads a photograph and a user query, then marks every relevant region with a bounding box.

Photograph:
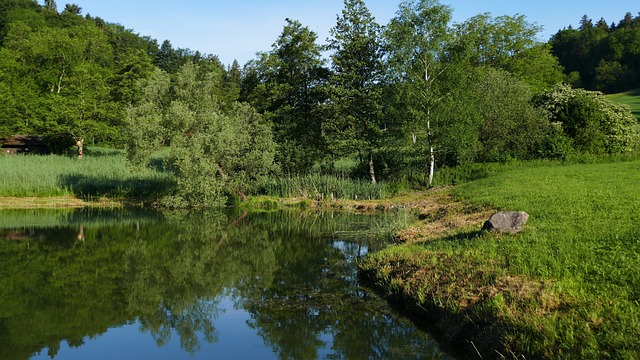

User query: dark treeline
[1,0,638,206]
[551,12,640,93]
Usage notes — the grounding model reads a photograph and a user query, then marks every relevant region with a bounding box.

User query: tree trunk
[428,143,435,186]
[427,115,434,187]
[368,152,377,184]
[76,138,84,159]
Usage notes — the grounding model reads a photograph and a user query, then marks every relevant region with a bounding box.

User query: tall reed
[255,174,389,200]
[0,149,173,198]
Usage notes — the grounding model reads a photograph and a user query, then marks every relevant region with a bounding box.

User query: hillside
[608,88,640,122]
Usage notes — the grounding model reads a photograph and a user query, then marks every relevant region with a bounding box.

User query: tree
[44,0,56,12]
[506,44,565,91]
[327,0,384,183]
[224,59,241,101]
[551,12,640,92]
[453,13,563,91]
[154,39,178,73]
[62,4,81,15]
[126,64,277,207]
[464,67,550,162]
[0,0,40,43]
[453,13,541,67]
[384,0,452,185]
[245,18,328,173]
[1,11,122,150]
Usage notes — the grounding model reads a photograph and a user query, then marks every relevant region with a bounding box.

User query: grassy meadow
[608,88,640,132]
[0,147,173,200]
[360,159,640,359]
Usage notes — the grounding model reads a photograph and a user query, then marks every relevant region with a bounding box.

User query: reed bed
[0,149,173,199]
[255,173,390,200]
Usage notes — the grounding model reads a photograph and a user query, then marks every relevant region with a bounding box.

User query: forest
[0,0,638,206]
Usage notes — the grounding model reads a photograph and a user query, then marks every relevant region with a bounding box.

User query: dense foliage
[534,84,639,155]
[126,64,276,207]
[1,0,638,207]
[551,12,640,93]
[0,0,226,148]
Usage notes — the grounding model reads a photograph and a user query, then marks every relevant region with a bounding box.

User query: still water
[0,208,451,359]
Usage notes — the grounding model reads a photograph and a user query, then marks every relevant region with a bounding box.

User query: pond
[0,208,452,359]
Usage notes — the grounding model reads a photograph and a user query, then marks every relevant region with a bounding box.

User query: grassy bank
[0,149,392,208]
[360,160,640,359]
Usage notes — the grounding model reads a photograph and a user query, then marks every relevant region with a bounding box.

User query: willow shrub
[126,64,277,208]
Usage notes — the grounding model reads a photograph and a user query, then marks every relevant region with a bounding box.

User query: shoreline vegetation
[2,2,640,358]
[2,153,639,358]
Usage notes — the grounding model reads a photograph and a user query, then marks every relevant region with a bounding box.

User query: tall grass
[0,148,173,199]
[254,173,390,200]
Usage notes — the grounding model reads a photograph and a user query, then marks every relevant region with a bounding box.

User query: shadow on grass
[83,148,125,157]
[59,174,176,199]
[625,89,640,97]
[416,229,486,247]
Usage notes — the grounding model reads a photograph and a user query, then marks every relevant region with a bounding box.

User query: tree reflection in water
[0,208,450,359]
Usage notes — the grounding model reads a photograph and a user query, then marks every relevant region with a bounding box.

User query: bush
[534,84,639,154]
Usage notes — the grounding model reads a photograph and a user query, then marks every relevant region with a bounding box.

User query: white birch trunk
[427,111,434,187]
[368,152,377,184]
[76,138,84,159]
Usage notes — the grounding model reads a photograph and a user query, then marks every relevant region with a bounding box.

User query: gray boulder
[482,211,529,234]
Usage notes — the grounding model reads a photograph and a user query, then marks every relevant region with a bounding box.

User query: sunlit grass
[0,147,174,199]
[361,159,640,358]
[607,88,640,122]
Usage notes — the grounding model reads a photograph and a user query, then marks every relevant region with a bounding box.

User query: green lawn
[361,160,640,358]
[608,88,640,129]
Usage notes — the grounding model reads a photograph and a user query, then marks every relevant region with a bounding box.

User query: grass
[0,147,174,200]
[608,88,640,132]
[0,149,392,207]
[360,159,640,359]
[254,173,390,200]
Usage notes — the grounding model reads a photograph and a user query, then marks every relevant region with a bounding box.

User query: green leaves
[244,18,328,173]
[534,84,639,154]
[551,12,640,93]
[326,0,385,183]
[126,63,277,208]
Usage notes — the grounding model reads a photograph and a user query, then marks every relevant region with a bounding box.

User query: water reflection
[0,208,451,359]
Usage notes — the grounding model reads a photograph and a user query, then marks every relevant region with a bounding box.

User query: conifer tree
[326,0,384,183]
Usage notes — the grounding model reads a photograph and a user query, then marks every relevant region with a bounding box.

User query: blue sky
[41,0,637,65]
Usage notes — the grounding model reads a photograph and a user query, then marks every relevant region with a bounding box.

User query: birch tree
[384,0,452,186]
